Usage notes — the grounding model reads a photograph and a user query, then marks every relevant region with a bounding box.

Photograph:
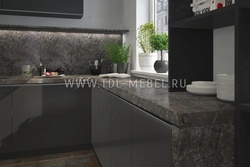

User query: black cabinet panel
[132,107,172,167]
[12,85,91,152]
[111,95,132,167]
[1,0,83,18]
[0,87,12,154]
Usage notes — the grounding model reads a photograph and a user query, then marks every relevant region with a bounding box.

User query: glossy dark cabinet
[92,87,112,167]
[91,87,100,155]
[92,87,172,167]
[12,84,91,152]
[132,107,172,167]
[0,87,12,154]
[111,95,132,167]
[0,0,83,18]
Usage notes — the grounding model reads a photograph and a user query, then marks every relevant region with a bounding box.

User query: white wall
[0,0,124,29]
[123,0,136,71]
[213,26,235,81]
[123,0,150,71]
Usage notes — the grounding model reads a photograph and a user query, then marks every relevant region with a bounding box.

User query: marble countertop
[0,75,97,85]
[0,75,235,128]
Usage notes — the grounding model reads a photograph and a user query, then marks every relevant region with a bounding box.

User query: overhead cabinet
[0,0,83,18]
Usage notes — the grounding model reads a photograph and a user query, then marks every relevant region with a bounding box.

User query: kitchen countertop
[0,75,235,128]
[0,75,97,85]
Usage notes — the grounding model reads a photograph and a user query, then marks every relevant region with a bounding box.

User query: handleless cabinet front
[132,106,172,167]
[12,85,91,152]
[0,87,12,154]
[91,87,112,167]
[111,95,132,167]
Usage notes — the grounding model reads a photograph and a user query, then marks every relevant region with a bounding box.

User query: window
[151,0,168,33]
[151,0,169,61]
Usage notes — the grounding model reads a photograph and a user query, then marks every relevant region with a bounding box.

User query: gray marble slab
[172,123,235,167]
[0,30,122,76]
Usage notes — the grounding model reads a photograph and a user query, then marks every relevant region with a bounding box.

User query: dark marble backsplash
[0,30,122,76]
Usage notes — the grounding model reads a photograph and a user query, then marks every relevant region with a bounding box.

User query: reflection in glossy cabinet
[92,87,112,167]
[132,107,172,167]
[12,85,91,152]
[91,87,100,157]
[0,87,12,154]
[111,95,132,167]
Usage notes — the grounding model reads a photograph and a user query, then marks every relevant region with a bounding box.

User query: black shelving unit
[168,0,250,166]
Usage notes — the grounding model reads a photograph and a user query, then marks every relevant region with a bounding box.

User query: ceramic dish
[186,84,216,95]
[192,81,217,88]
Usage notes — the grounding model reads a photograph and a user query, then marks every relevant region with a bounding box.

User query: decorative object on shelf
[89,59,103,75]
[217,74,235,102]
[137,22,157,72]
[149,32,168,73]
[186,81,217,95]
[104,41,130,73]
[210,0,225,11]
[191,0,211,16]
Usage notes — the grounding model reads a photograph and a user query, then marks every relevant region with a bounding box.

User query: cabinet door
[111,95,132,167]
[132,106,172,167]
[12,85,91,152]
[1,0,83,18]
[91,87,101,156]
[0,87,11,154]
[98,88,112,167]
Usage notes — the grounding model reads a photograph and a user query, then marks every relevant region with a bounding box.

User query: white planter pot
[139,53,157,72]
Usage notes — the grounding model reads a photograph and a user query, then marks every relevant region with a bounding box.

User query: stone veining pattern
[0,30,122,76]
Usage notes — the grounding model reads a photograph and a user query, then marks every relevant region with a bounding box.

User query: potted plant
[137,22,157,72]
[104,41,131,73]
[149,32,168,73]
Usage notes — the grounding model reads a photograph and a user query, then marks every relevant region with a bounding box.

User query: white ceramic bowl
[192,81,217,88]
[187,84,216,95]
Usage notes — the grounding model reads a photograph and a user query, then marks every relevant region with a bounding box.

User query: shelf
[0,24,129,34]
[239,1,250,9]
[170,4,236,29]
[239,103,250,112]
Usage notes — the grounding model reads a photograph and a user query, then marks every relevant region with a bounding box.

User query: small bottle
[39,62,43,76]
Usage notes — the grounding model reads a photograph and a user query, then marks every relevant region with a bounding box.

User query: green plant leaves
[137,22,156,53]
[149,32,168,60]
[104,41,131,63]
[149,32,168,52]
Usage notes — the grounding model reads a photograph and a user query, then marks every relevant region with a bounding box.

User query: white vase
[139,53,157,72]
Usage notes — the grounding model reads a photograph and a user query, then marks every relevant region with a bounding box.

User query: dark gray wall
[0,30,122,76]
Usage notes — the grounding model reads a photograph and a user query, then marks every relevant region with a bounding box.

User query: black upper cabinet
[0,0,83,19]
